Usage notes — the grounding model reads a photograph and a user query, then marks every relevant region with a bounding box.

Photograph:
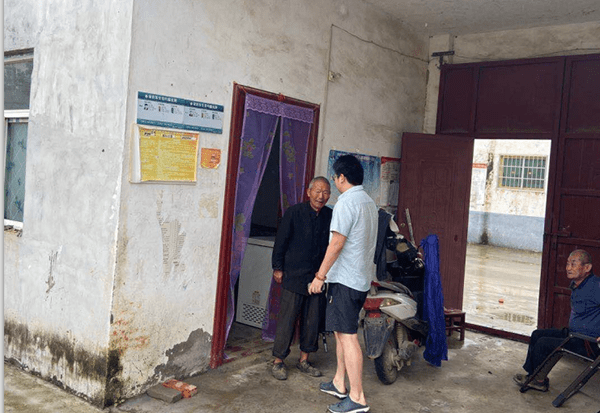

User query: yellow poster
[137,126,199,182]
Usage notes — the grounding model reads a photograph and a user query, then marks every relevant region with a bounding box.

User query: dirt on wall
[3,319,109,407]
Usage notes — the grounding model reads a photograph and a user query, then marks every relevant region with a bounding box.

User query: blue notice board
[137,91,224,134]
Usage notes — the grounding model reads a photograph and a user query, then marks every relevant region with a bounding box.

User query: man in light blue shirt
[309,155,377,413]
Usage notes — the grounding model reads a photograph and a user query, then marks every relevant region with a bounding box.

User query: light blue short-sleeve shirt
[327,185,378,292]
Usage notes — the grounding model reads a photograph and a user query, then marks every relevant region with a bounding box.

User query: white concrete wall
[467,140,551,251]
[3,0,134,405]
[470,140,551,217]
[113,0,428,398]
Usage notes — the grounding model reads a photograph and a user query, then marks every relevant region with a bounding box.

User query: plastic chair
[518,332,600,407]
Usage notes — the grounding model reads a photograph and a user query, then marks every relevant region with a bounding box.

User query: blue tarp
[421,234,448,367]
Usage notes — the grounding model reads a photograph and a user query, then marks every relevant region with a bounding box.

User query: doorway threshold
[465,322,529,343]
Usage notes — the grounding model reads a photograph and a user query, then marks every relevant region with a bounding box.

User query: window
[499,155,546,190]
[4,50,33,226]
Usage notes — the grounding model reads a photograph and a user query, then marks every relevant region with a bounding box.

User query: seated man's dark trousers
[273,288,324,360]
[523,328,596,375]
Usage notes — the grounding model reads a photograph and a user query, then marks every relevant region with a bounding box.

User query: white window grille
[499,155,546,190]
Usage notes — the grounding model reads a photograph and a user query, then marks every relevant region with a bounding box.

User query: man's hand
[273,270,283,284]
[308,277,324,294]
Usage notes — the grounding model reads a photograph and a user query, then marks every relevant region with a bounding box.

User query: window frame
[4,50,33,231]
[498,154,547,191]
[4,110,29,230]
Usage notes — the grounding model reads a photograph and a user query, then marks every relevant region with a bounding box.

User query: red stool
[444,308,466,341]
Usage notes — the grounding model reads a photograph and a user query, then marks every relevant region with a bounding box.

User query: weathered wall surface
[4,0,429,402]
[424,21,600,134]
[3,0,133,406]
[113,0,428,398]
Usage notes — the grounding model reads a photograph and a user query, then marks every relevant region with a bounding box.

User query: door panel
[542,54,600,329]
[475,59,564,135]
[437,66,476,135]
[564,58,600,133]
[398,133,474,310]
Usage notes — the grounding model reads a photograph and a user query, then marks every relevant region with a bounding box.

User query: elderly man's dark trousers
[272,288,323,360]
[523,328,591,375]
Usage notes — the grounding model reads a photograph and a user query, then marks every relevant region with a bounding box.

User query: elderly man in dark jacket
[270,176,332,380]
[514,249,600,392]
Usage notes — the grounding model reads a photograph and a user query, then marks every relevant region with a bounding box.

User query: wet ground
[463,244,542,336]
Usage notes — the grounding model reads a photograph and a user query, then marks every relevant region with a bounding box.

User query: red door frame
[210,83,320,368]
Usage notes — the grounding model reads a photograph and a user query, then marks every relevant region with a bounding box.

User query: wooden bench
[444,308,466,341]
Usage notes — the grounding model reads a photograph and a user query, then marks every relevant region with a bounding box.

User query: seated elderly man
[513,249,600,392]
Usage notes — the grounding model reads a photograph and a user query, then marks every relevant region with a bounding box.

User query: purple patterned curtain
[225,93,315,348]
[225,95,279,344]
[262,105,314,341]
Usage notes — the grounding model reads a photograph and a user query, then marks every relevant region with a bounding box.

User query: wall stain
[4,319,108,407]
[110,317,150,355]
[46,250,58,294]
[104,349,123,407]
[152,328,211,382]
[199,193,219,219]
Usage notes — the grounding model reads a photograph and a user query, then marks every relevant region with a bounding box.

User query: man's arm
[308,231,346,294]
[272,209,295,283]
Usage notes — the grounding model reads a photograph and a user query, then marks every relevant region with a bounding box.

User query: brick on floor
[146,384,183,403]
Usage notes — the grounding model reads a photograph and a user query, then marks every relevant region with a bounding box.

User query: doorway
[462,139,550,336]
[210,84,320,368]
[227,122,281,360]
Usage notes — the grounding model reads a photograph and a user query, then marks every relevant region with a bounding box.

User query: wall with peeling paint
[112,0,428,399]
[4,0,429,403]
[3,0,134,406]
[7,0,598,405]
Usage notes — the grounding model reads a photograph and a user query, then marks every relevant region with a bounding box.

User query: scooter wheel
[374,338,398,385]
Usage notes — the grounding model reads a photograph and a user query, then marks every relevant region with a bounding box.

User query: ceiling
[366,0,600,36]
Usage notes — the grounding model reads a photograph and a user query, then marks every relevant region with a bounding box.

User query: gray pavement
[5,330,600,412]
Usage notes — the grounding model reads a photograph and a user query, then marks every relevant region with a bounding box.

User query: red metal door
[398,133,474,310]
[540,54,600,328]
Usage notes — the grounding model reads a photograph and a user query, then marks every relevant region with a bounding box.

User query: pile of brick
[146,379,198,403]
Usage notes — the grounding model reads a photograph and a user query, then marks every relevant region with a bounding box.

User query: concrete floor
[463,244,542,336]
[5,245,598,412]
[5,329,600,413]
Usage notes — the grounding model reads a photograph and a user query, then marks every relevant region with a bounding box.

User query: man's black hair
[333,155,364,186]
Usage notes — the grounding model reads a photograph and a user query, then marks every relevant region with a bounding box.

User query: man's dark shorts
[325,282,368,334]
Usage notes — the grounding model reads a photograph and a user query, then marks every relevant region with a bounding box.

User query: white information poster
[137,91,224,134]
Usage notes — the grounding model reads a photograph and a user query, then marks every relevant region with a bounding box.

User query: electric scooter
[361,226,428,384]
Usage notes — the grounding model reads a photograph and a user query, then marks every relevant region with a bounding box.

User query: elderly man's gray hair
[570,249,592,265]
[308,176,330,189]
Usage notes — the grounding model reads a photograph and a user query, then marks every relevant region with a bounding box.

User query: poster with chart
[137,91,224,134]
[131,125,199,183]
[326,150,381,206]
